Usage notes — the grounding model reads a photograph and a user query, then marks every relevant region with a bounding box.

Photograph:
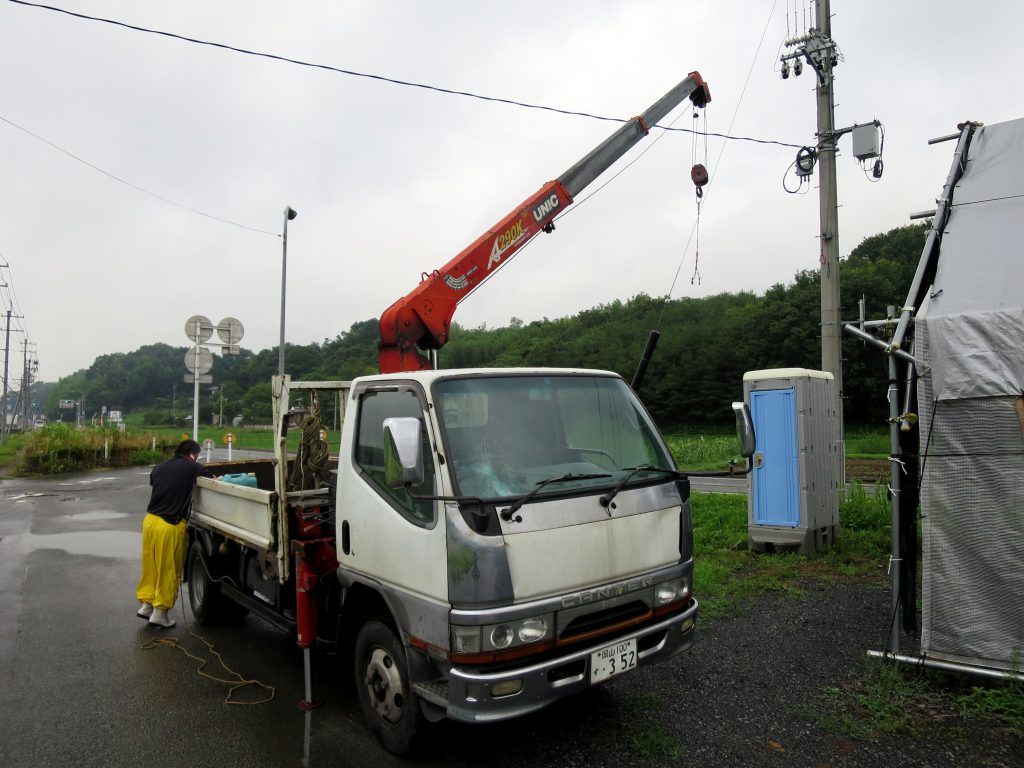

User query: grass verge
[0,433,27,471]
[691,486,889,620]
[13,423,179,475]
[809,658,1024,743]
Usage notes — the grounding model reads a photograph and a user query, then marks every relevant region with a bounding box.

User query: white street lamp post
[279,206,298,376]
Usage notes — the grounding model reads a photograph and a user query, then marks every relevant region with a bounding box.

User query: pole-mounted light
[279,206,298,376]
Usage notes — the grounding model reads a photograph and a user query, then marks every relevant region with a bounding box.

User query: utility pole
[21,339,29,431]
[0,259,18,442]
[780,0,846,461]
[1,309,12,443]
[813,0,842,430]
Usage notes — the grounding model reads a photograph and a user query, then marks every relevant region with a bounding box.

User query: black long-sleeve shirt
[147,455,214,525]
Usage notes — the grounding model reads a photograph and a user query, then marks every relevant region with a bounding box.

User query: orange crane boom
[378,71,710,373]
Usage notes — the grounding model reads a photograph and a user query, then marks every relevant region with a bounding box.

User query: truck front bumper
[436,599,697,723]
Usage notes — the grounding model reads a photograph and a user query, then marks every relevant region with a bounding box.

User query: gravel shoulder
[421,579,1022,767]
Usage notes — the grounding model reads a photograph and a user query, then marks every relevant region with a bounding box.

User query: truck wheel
[187,541,223,624]
[354,619,422,754]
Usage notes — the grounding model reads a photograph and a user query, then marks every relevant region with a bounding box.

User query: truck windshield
[434,374,674,500]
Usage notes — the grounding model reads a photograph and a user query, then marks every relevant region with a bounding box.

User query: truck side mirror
[731,402,756,458]
[383,417,425,488]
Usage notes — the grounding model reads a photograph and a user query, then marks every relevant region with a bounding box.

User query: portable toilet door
[750,386,800,528]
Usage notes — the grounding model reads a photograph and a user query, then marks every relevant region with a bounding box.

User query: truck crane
[183,71,760,757]
[378,71,711,373]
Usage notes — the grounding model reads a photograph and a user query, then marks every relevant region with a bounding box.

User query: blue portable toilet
[744,368,841,554]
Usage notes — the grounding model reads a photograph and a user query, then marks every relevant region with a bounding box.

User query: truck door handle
[341,520,351,555]
[753,452,764,468]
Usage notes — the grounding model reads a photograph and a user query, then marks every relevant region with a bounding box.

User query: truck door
[336,384,448,604]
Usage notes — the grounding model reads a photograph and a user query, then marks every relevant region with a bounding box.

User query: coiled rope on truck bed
[288,397,330,491]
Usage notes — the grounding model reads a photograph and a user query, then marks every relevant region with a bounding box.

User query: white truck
[190,371,754,753]
[186,71,757,753]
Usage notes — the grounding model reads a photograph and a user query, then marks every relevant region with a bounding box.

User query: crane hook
[691,163,709,198]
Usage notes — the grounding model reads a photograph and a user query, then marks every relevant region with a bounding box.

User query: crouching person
[136,439,214,628]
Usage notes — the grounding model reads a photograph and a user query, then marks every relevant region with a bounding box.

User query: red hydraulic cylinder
[295,554,319,649]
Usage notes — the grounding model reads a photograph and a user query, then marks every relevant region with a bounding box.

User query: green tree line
[44,224,927,428]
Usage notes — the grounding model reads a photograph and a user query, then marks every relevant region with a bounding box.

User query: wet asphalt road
[0,468,398,768]
[5,467,988,768]
[0,466,755,768]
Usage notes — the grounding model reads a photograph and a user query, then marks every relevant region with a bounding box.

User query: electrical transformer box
[852,123,880,160]
[744,368,841,554]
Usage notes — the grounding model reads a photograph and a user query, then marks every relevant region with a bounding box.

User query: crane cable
[657,0,779,329]
[690,107,710,286]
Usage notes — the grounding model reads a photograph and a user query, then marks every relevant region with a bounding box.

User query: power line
[0,114,278,236]
[0,259,29,340]
[8,0,804,151]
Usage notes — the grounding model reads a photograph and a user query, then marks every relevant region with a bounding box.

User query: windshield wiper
[499,473,612,522]
[598,466,680,510]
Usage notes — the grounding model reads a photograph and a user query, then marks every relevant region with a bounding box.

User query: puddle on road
[58,477,117,486]
[3,492,51,502]
[63,511,129,522]
[21,531,140,559]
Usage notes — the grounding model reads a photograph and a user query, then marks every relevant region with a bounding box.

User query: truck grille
[557,600,652,645]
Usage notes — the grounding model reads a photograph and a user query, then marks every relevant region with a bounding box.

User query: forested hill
[46,224,927,427]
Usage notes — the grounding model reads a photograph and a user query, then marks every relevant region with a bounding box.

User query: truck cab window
[436,374,673,499]
[355,389,436,524]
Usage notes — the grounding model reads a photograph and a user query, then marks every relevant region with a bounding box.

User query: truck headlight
[451,613,553,663]
[518,617,548,643]
[452,625,482,654]
[490,624,514,649]
[654,575,692,614]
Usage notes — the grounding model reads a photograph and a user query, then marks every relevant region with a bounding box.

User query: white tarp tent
[915,117,1024,673]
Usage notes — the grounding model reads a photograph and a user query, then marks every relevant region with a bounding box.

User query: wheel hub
[364,647,404,724]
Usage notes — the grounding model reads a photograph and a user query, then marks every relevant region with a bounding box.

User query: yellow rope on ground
[140,629,276,705]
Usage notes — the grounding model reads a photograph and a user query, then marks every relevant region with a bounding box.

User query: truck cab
[337,367,697,749]
[188,367,707,753]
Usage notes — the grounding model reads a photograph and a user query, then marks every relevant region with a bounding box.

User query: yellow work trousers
[136,514,188,611]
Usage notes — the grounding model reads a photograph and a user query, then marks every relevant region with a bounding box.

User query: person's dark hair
[174,439,202,457]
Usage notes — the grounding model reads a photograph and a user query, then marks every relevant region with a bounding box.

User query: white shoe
[148,608,176,628]
[136,601,154,619]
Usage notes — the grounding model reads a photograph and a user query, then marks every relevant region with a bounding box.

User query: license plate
[590,637,638,683]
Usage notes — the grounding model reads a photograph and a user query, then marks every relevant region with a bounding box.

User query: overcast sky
[2,0,1022,383]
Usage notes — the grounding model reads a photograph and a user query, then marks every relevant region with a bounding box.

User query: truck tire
[354,619,423,754]
[187,541,225,624]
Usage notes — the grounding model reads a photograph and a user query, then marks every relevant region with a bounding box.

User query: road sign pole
[184,315,218,443]
[192,332,201,441]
